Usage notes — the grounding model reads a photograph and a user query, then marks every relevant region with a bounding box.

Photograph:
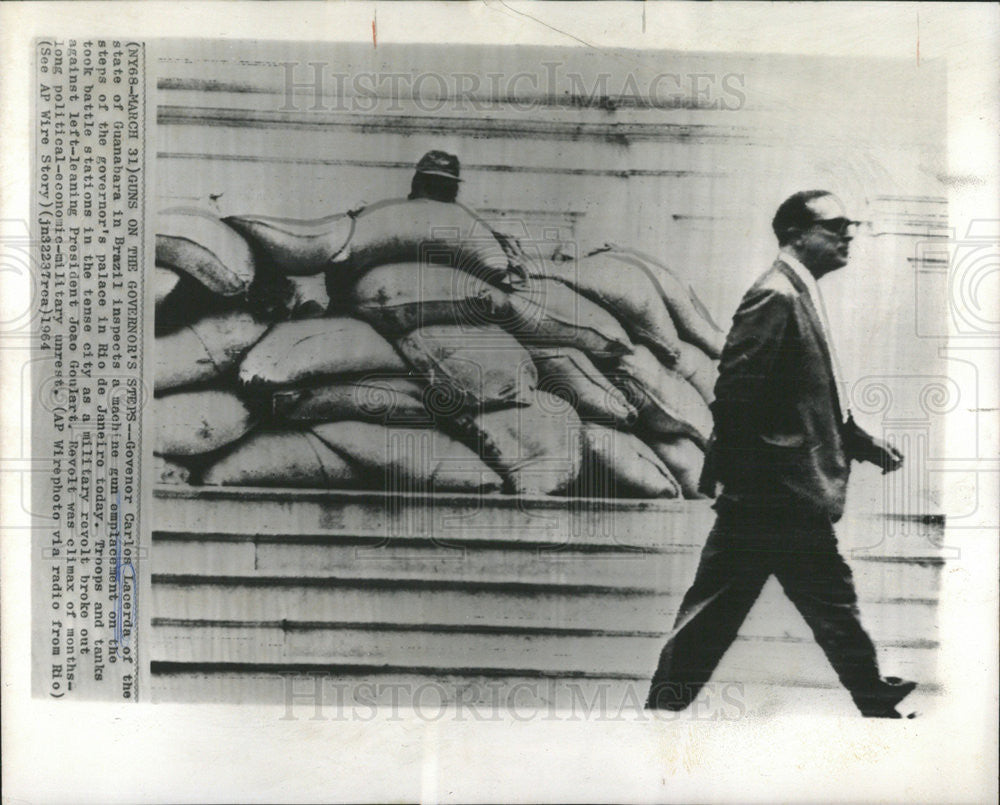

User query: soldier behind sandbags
[408,149,529,279]
[408,150,462,203]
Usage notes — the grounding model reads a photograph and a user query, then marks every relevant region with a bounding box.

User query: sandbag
[335,198,514,285]
[506,278,634,360]
[154,266,182,313]
[674,341,718,404]
[528,255,683,365]
[578,424,680,498]
[271,377,428,424]
[154,390,257,457]
[153,454,191,485]
[201,430,355,488]
[457,390,583,496]
[239,317,406,388]
[396,324,536,409]
[155,265,234,335]
[223,211,354,275]
[593,245,726,358]
[613,345,714,447]
[312,421,503,493]
[155,310,269,393]
[527,346,637,428]
[650,436,708,499]
[248,272,331,322]
[351,263,508,335]
[156,207,256,297]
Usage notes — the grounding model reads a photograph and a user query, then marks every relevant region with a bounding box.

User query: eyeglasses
[812,217,861,236]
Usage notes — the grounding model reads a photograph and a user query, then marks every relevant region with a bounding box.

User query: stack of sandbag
[153,207,336,481]
[155,197,724,499]
[155,200,520,494]
[153,208,266,482]
[516,245,724,496]
[598,244,725,497]
[226,197,526,295]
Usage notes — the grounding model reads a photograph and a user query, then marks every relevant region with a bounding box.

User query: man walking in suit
[646,190,917,718]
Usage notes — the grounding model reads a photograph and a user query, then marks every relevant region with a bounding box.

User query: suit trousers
[645,502,882,710]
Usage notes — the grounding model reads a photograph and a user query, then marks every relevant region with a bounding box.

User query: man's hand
[868,437,904,474]
[844,417,904,473]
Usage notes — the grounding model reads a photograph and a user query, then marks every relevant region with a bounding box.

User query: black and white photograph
[147,37,947,715]
[2,3,998,803]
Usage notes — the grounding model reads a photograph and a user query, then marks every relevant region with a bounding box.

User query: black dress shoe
[863,705,920,719]
[644,691,690,712]
[854,677,917,717]
[645,682,694,711]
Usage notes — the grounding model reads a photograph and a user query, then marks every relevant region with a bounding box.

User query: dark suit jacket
[701,259,861,521]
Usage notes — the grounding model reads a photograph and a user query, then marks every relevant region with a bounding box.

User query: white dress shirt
[779,250,849,420]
